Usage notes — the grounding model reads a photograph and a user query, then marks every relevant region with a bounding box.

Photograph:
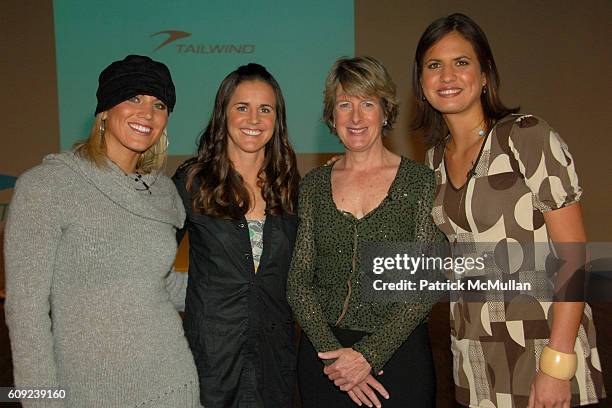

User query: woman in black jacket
[173,63,300,408]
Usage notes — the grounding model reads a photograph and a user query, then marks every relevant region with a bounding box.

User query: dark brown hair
[411,13,518,146]
[323,56,399,136]
[184,63,299,219]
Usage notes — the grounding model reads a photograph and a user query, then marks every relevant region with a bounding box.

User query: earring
[383,120,388,126]
[155,129,169,153]
[99,119,106,136]
[421,95,426,101]
[482,85,487,95]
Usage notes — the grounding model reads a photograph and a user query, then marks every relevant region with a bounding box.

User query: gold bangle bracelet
[539,346,577,380]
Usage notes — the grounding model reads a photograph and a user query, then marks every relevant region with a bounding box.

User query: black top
[173,168,298,408]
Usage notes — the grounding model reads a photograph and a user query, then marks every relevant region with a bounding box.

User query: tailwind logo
[151,30,255,54]
[152,30,192,51]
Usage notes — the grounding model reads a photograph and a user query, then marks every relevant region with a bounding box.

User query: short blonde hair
[323,56,399,136]
[74,113,167,173]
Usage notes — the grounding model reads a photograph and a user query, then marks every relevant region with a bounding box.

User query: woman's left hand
[347,375,389,408]
[325,154,343,166]
[319,348,372,391]
[528,371,571,408]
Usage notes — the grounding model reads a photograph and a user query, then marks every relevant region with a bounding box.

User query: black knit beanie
[94,55,176,115]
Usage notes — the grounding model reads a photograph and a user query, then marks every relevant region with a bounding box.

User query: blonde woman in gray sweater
[4,55,200,407]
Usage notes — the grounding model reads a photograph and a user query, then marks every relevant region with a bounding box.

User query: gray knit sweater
[4,152,201,407]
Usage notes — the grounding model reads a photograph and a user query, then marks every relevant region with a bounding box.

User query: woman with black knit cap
[4,55,201,407]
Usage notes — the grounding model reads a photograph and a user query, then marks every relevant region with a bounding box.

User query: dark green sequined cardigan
[287,157,446,372]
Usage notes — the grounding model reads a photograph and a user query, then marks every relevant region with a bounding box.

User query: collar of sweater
[43,151,185,228]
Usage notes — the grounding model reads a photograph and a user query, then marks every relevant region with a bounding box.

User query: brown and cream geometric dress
[426,114,605,407]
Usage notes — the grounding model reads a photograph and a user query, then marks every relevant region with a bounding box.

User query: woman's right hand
[319,347,371,390]
[347,374,389,408]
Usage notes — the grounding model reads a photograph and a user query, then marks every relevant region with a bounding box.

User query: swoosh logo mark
[152,30,192,51]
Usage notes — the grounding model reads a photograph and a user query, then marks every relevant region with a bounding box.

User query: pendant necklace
[446,127,489,247]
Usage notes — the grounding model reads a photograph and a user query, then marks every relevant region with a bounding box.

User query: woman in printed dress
[412,13,605,408]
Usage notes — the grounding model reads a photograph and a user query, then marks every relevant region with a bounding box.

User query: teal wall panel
[53,0,354,154]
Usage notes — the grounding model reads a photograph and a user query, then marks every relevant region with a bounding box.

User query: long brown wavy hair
[184,63,299,219]
[411,13,519,147]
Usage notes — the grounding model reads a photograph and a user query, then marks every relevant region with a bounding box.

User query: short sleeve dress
[426,114,605,407]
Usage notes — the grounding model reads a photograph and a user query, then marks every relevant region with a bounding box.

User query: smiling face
[333,86,385,153]
[102,94,168,169]
[225,80,276,159]
[420,31,486,120]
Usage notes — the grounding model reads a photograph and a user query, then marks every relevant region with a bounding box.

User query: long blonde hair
[74,113,167,173]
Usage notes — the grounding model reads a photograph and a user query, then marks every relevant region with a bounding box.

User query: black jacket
[173,170,297,408]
